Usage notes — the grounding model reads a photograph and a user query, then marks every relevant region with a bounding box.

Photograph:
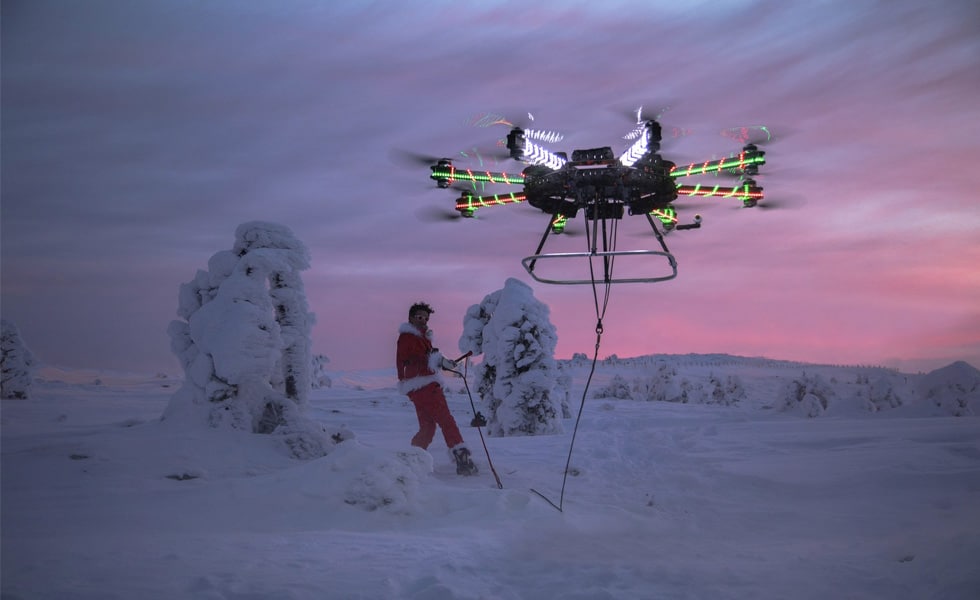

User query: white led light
[623,124,645,141]
[522,139,567,170]
[525,129,564,144]
[619,130,649,167]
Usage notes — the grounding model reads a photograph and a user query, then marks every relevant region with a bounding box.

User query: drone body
[423,116,770,284]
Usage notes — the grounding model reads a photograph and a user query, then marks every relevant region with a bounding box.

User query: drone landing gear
[521,211,680,285]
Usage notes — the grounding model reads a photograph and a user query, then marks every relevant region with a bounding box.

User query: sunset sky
[2,0,978,374]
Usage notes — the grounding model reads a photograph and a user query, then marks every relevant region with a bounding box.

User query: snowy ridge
[554,353,979,417]
[577,352,904,372]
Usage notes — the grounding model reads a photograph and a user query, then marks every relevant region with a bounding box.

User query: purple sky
[2,0,978,374]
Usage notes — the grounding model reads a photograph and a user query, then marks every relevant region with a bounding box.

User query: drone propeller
[389,148,454,168]
[472,109,569,152]
[608,101,683,158]
[415,205,465,223]
[721,124,796,148]
[390,145,511,170]
[472,108,544,131]
[738,192,806,211]
[415,203,491,223]
[609,100,676,125]
[457,146,514,166]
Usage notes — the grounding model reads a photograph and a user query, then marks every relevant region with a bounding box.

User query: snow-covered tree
[635,362,682,403]
[865,376,905,412]
[554,362,572,418]
[706,373,746,406]
[678,377,703,404]
[1,319,37,399]
[778,372,836,417]
[459,278,563,436]
[311,354,332,389]
[163,222,351,457]
[594,374,632,399]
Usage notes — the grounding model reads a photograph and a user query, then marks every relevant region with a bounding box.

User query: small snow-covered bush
[706,373,747,406]
[311,354,332,389]
[865,376,906,412]
[594,374,633,399]
[330,444,432,514]
[555,362,572,418]
[778,373,836,417]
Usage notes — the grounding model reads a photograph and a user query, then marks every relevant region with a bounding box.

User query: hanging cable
[446,355,503,489]
[531,198,617,512]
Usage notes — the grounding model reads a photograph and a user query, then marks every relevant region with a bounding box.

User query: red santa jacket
[396,322,445,395]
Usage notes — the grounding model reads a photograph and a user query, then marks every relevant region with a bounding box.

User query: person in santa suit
[396,302,478,476]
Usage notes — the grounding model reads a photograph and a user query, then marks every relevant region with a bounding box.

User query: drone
[420,112,770,285]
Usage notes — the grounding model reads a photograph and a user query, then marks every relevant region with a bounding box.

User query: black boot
[452,446,479,476]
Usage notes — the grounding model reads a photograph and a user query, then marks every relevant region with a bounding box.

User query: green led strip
[455,192,527,211]
[670,152,765,178]
[651,206,677,225]
[676,184,764,199]
[431,167,525,185]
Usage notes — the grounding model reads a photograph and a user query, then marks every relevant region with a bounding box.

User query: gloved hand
[440,356,457,370]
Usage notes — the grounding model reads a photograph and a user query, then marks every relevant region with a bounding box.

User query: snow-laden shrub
[593,364,745,406]
[555,362,572,418]
[344,447,431,513]
[594,374,632,399]
[707,373,747,406]
[678,377,702,404]
[778,372,836,417]
[635,362,683,403]
[459,278,563,436]
[163,222,351,457]
[865,376,906,412]
[1,319,37,399]
[311,354,332,389]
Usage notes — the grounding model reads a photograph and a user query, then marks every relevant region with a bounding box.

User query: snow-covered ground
[2,356,979,600]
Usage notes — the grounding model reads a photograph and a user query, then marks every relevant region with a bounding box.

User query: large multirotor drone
[420,111,771,285]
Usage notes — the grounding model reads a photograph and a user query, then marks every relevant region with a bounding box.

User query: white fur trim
[398,374,441,395]
[428,351,445,373]
[398,322,433,339]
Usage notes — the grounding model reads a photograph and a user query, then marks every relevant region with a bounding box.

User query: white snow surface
[3,356,980,600]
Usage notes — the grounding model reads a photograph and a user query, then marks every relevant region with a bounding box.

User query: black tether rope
[446,356,504,489]
[531,202,615,512]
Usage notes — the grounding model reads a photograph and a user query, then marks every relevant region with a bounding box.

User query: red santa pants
[408,382,464,449]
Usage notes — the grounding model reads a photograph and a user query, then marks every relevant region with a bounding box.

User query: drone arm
[676,183,763,201]
[649,207,678,229]
[669,150,766,179]
[429,166,525,187]
[455,191,527,212]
